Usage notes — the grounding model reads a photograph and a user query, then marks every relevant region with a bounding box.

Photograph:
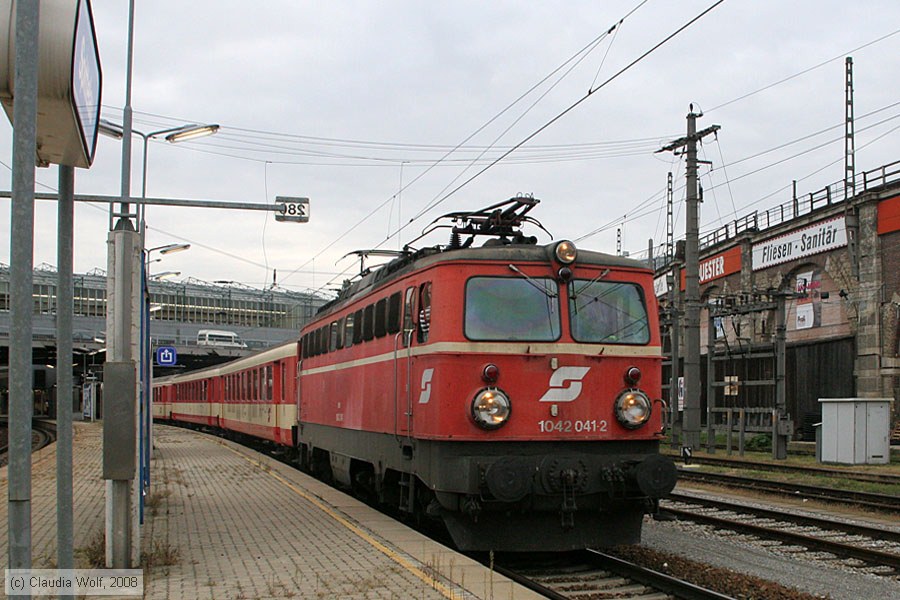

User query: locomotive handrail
[393,331,403,443]
[654,398,669,436]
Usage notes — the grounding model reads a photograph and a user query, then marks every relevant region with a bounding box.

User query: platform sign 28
[275,196,310,223]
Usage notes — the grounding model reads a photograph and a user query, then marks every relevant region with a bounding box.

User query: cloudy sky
[1,0,899,298]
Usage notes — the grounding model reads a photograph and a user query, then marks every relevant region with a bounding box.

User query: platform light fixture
[150,242,191,255]
[150,271,180,280]
[164,123,219,143]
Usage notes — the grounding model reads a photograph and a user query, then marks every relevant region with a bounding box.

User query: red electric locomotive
[155,197,676,552]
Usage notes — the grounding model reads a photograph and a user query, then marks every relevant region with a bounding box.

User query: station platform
[0,422,543,599]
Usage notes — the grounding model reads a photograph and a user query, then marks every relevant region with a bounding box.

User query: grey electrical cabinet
[818,398,893,465]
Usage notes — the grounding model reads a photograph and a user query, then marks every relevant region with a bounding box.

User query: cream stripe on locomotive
[300,341,662,377]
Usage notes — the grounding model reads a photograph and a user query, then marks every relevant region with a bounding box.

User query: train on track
[153,197,677,551]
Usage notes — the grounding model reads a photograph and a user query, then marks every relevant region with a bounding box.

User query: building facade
[656,160,900,439]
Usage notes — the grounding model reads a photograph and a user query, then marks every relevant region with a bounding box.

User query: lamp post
[99,117,212,566]
[98,120,218,233]
[140,243,189,522]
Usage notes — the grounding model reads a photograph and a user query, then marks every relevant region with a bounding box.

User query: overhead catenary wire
[277,0,658,289]
[45,14,894,294]
[308,0,727,296]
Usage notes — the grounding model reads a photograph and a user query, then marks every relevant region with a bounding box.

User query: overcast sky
[2,0,899,298]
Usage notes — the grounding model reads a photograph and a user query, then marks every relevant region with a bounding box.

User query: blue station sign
[155,346,178,367]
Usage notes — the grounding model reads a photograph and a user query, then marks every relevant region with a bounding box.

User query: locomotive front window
[465,277,560,341]
[568,279,650,344]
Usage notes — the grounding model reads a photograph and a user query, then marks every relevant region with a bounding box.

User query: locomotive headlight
[614,389,652,429]
[471,388,511,429]
[554,240,577,264]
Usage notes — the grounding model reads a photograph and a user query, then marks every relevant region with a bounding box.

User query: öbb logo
[539,367,591,402]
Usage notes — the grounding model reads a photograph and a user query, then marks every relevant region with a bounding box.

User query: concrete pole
[106,0,139,568]
[57,165,75,576]
[774,293,788,460]
[668,265,680,449]
[683,111,702,449]
[7,0,39,579]
[106,227,138,569]
[706,306,716,453]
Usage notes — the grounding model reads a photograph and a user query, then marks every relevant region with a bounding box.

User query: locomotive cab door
[396,285,419,436]
[396,281,431,438]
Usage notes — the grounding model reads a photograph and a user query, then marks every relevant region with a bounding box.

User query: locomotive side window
[336,317,345,349]
[330,321,339,351]
[387,292,402,334]
[353,309,363,344]
[374,298,387,338]
[345,313,355,348]
[568,280,650,344]
[464,277,560,341]
[363,304,375,341]
[418,282,432,343]
[403,286,417,347]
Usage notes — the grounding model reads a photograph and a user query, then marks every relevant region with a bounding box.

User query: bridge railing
[699,159,900,251]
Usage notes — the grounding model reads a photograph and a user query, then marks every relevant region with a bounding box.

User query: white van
[196,330,247,348]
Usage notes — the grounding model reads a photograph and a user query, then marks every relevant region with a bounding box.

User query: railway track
[664,492,900,576]
[495,550,734,600]
[0,419,57,467]
[677,468,900,512]
[669,453,900,485]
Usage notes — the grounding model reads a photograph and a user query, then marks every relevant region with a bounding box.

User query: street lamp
[149,271,180,280]
[98,119,219,222]
[148,242,191,255]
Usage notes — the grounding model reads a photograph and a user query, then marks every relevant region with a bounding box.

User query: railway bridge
[655,160,900,439]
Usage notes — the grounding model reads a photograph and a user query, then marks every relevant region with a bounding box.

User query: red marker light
[482,363,500,384]
[625,366,641,386]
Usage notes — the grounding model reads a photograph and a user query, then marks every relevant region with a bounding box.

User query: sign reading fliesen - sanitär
[751,215,847,271]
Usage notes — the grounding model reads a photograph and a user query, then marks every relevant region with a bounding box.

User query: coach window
[352,309,363,344]
[417,282,432,343]
[266,365,273,401]
[363,304,375,341]
[403,287,417,347]
[344,313,355,348]
[374,298,387,338]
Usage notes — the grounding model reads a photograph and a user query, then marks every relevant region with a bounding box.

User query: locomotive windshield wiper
[572,269,610,299]
[571,269,610,315]
[508,264,557,298]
